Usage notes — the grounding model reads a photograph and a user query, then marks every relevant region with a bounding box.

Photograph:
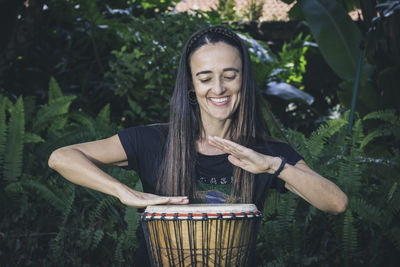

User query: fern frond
[69,112,96,134]
[336,153,362,194]
[48,116,68,133]
[342,209,357,266]
[350,119,364,146]
[360,128,393,149]
[21,180,66,212]
[349,197,381,224]
[114,238,125,264]
[3,97,25,182]
[49,226,65,260]
[263,190,281,218]
[89,196,119,227]
[363,109,397,124]
[91,229,104,249]
[33,96,76,132]
[306,119,347,156]
[96,104,111,124]
[0,99,7,170]
[124,206,139,249]
[48,76,63,104]
[61,183,76,225]
[388,227,400,251]
[387,181,398,202]
[24,132,45,144]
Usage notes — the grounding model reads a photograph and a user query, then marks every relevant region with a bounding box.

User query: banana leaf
[265,81,314,105]
[300,0,363,81]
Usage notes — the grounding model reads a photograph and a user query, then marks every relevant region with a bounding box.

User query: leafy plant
[107,12,209,126]
[257,109,400,266]
[0,78,142,266]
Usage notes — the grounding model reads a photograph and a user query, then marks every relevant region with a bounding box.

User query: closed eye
[200,78,211,83]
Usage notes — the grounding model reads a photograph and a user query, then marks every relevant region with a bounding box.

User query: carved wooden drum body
[141,204,261,267]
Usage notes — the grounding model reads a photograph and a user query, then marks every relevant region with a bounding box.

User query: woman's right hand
[117,184,189,208]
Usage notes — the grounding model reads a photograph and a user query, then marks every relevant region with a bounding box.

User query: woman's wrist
[272,156,287,177]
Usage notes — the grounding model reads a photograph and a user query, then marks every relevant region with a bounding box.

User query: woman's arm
[48,135,188,208]
[208,136,348,214]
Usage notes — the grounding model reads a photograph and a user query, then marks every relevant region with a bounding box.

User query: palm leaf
[3,97,25,182]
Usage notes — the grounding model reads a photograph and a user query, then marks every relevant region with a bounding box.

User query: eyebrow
[195,67,240,76]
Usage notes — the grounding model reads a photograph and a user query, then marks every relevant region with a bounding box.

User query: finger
[208,137,247,157]
[167,197,189,205]
[227,155,244,168]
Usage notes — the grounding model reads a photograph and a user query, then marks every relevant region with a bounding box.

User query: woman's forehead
[190,42,242,72]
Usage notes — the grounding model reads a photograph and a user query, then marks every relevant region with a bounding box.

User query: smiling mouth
[210,96,230,105]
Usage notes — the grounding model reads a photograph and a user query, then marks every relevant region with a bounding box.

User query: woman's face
[190,42,242,125]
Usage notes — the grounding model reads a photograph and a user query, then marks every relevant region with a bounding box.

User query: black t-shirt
[117,124,303,266]
[117,124,303,209]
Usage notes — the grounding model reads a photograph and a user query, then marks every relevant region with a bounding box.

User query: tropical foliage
[1,0,399,266]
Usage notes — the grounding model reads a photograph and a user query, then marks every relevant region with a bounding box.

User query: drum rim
[142,203,261,220]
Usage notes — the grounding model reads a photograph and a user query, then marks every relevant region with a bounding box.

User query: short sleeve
[117,124,167,171]
[117,125,167,194]
[268,141,303,193]
[253,141,304,209]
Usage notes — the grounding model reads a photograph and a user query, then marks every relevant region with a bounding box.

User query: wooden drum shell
[141,204,261,267]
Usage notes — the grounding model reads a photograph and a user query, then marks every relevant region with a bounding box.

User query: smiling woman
[190,42,242,125]
[48,25,348,266]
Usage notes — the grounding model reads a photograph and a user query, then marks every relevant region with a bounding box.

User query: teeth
[210,97,228,103]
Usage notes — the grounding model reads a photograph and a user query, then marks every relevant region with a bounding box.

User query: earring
[188,91,197,105]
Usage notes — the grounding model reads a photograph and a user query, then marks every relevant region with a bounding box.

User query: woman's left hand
[208,136,280,174]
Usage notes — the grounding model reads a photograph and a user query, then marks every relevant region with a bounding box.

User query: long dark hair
[157,25,269,203]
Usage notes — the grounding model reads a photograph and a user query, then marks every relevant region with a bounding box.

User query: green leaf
[300,0,362,81]
[3,97,25,182]
[48,76,63,104]
[96,104,110,123]
[0,99,7,168]
[24,132,45,143]
[33,96,76,132]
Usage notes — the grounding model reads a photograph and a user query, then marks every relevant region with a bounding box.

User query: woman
[48,26,347,265]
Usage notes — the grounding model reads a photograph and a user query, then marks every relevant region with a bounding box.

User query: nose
[212,78,226,95]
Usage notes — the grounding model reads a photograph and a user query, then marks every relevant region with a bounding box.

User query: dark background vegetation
[0,0,399,266]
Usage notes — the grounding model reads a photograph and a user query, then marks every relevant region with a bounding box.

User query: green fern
[61,183,76,225]
[342,209,357,266]
[349,197,381,223]
[124,206,139,248]
[33,96,76,132]
[0,98,6,170]
[360,127,393,149]
[96,103,111,124]
[3,97,25,182]
[305,118,347,156]
[91,229,104,249]
[21,180,67,212]
[48,76,63,104]
[88,196,119,227]
[24,132,45,143]
[363,109,398,124]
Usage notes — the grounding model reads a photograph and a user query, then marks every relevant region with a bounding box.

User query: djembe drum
[141,204,261,267]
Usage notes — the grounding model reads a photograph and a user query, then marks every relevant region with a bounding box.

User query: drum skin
[141,204,262,267]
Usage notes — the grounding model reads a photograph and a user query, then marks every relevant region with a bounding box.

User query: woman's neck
[196,118,232,155]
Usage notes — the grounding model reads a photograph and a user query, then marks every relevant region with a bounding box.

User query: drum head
[144,203,258,214]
